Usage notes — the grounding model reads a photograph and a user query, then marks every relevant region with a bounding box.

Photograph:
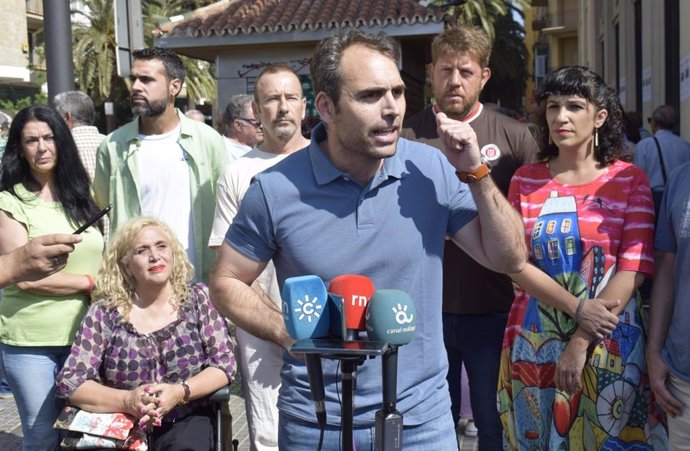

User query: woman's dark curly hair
[0,105,101,230]
[535,66,625,165]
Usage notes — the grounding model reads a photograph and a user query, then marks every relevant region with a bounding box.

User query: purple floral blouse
[56,283,236,405]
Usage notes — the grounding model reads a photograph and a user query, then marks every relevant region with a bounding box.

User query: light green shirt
[0,184,104,346]
[93,110,227,282]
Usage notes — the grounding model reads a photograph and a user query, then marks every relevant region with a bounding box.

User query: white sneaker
[464,419,478,437]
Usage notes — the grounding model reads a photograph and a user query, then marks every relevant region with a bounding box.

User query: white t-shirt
[137,125,196,266]
[210,148,291,306]
[224,137,252,163]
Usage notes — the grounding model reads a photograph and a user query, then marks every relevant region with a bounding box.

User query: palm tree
[71,0,120,105]
[144,1,216,105]
[480,4,530,113]
[430,0,528,40]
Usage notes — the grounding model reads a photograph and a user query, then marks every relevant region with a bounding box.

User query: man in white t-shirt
[94,48,226,282]
[209,64,310,451]
[221,94,264,163]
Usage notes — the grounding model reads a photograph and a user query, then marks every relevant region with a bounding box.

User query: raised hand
[435,112,482,173]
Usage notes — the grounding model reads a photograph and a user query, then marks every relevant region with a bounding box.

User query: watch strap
[456,163,491,183]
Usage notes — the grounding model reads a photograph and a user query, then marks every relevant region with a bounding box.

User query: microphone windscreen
[329,275,375,331]
[282,275,329,340]
[365,289,416,345]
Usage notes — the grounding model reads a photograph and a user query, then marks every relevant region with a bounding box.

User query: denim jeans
[278,409,458,451]
[0,344,70,451]
[443,312,508,451]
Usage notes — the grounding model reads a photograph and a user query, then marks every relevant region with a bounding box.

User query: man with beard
[401,26,538,450]
[209,64,309,451]
[210,30,526,450]
[94,47,226,281]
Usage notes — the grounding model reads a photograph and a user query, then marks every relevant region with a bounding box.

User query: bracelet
[574,298,586,324]
[178,381,191,405]
[84,274,95,294]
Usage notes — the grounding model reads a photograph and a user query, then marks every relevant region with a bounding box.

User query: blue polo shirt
[656,161,690,382]
[226,123,477,426]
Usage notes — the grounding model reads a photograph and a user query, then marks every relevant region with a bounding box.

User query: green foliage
[430,0,530,40]
[0,92,49,116]
[480,4,530,112]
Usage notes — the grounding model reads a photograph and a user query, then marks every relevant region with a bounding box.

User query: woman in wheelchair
[56,217,236,450]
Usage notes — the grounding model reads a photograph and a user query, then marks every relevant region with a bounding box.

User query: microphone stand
[291,338,388,451]
[339,355,365,451]
[375,346,403,451]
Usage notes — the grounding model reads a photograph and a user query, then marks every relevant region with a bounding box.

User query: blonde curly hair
[93,217,194,318]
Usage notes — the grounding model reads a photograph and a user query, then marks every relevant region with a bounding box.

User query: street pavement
[0,394,478,450]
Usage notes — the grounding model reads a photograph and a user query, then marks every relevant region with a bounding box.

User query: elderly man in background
[53,91,106,183]
[220,94,264,162]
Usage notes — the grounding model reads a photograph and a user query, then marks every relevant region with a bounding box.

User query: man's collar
[308,122,405,186]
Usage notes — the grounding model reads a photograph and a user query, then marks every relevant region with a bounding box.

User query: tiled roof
[157,0,445,38]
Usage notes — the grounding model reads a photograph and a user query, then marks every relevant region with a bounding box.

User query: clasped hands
[576,297,619,339]
[124,383,186,430]
[556,297,620,395]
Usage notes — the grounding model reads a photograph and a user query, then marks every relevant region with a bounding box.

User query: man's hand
[435,112,482,172]
[2,234,82,287]
[577,298,620,339]
[647,351,685,417]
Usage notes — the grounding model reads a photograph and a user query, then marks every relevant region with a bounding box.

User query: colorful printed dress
[498,160,669,450]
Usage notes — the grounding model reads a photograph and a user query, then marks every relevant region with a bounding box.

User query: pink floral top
[56,283,235,418]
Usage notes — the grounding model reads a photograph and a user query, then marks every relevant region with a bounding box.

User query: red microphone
[328,275,375,341]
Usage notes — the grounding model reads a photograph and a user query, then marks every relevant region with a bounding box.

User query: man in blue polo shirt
[646,161,690,447]
[210,30,526,450]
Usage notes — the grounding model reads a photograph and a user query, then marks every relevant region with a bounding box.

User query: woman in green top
[0,105,104,450]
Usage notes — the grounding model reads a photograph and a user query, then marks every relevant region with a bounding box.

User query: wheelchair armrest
[208,385,232,404]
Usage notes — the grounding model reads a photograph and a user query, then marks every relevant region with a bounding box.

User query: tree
[480,4,530,113]
[430,0,528,40]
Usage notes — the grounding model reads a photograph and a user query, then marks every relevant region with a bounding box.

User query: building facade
[0,0,44,104]
[527,0,689,139]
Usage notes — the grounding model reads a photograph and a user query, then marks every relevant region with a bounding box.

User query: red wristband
[85,274,95,294]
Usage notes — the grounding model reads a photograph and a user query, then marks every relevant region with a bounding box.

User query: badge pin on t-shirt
[480,144,502,163]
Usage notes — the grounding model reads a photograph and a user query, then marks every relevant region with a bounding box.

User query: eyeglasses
[238,118,261,128]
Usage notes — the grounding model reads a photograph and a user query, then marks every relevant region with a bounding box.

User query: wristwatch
[456,161,491,183]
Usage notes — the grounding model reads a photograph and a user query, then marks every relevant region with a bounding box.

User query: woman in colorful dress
[498,66,668,450]
[56,217,236,450]
[0,105,104,450]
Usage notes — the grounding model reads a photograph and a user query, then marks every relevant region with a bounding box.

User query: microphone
[329,275,375,341]
[365,289,416,346]
[366,290,417,451]
[282,275,329,429]
[282,275,330,340]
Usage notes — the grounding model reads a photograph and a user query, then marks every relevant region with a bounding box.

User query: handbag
[54,404,148,450]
